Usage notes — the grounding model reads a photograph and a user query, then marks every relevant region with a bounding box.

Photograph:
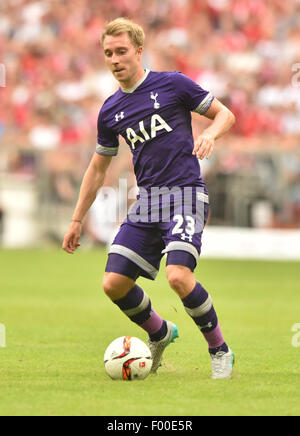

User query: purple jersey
[96,70,214,190]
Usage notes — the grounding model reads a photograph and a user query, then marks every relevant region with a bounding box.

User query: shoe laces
[211,351,227,374]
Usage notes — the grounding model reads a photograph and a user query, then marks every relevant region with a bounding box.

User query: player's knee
[167,268,187,293]
[102,273,122,297]
[102,272,134,300]
[166,265,195,298]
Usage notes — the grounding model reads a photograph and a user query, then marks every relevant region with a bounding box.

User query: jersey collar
[120,69,150,94]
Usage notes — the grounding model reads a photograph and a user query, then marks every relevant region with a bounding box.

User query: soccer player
[62,18,236,379]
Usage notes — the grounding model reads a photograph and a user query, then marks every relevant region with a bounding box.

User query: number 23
[172,215,195,236]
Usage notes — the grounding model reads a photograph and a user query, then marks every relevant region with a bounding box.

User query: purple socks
[113,284,167,342]
[113,281,228,354]
[181,282,228,354]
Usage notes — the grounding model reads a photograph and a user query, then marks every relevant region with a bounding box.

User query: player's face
[103,33,144,89]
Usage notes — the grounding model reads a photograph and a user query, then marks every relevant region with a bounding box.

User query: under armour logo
[115,112,125,122]
[181,233,193,242]
[199,322,213,331]
[150,92,160,109]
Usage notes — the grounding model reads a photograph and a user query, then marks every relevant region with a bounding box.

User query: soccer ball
[104,336,153,380]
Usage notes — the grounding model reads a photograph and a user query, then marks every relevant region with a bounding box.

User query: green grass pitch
[0,248,299,416]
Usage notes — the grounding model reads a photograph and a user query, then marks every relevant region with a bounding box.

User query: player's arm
[193,98,235,160]
[62,153,112,254]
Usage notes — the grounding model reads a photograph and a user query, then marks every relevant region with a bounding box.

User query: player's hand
[62,222,82,254]
[193,133,215,160]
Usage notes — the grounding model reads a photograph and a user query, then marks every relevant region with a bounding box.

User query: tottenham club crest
[150,92,160,109]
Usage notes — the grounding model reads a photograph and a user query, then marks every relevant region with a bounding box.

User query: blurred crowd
[1,0,300,232]
[1,0,300,149]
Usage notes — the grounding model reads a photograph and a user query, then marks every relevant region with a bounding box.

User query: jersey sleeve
[170,71,214,115]
[96,108,119,156]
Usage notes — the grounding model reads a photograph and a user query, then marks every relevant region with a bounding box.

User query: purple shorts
[105,187,209,280]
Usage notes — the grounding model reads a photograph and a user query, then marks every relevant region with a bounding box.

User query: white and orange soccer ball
[104,336,153,380]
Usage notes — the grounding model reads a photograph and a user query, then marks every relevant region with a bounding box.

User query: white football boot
[210,348,235,379]
[148,321,179,372]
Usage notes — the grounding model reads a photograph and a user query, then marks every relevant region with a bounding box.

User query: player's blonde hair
[101,18,145,48]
